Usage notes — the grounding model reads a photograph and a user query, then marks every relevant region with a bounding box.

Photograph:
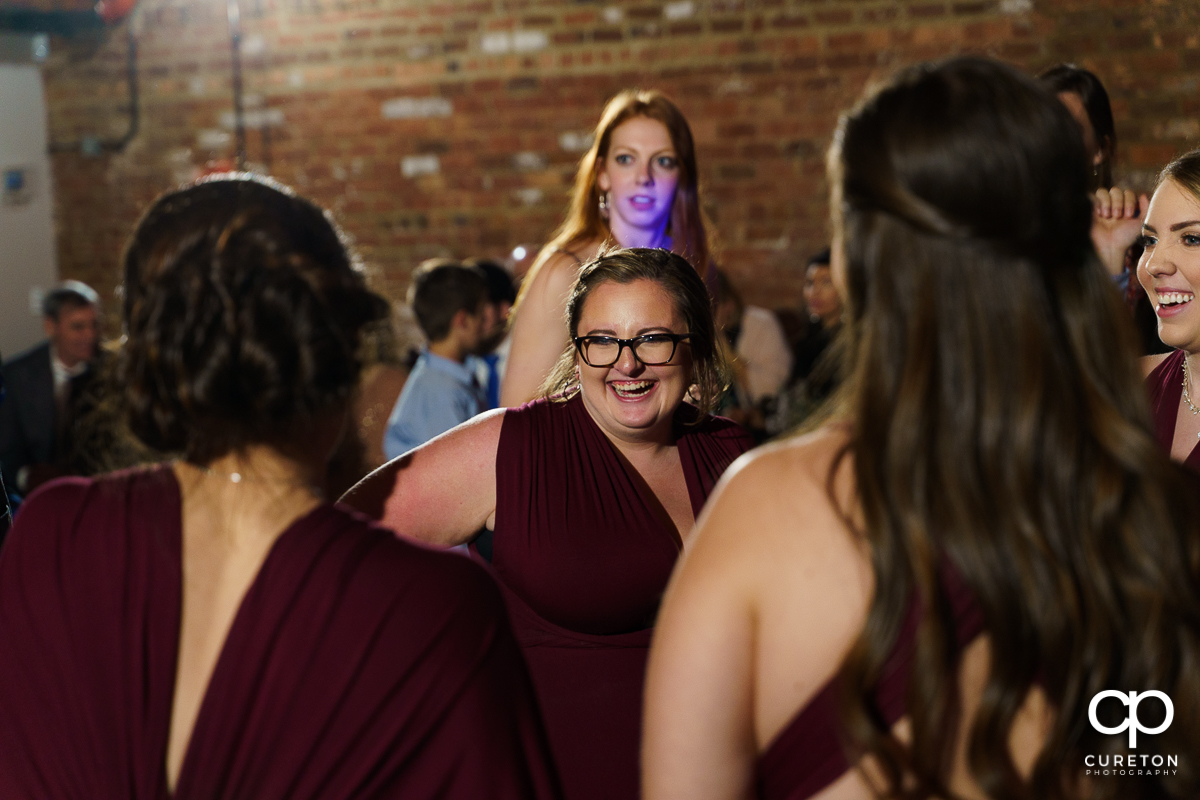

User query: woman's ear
[596,160,611,192]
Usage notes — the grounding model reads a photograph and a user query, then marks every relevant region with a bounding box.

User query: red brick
[38,0,1200,314]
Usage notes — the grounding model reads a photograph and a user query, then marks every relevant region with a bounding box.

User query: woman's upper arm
[501,252,584,408]
[339,409,505,547]
[643,457,764,800]
[645,433,868,800]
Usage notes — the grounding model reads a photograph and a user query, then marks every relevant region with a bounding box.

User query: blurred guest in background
[0,280,102,502]
[774,248,844,432]
[0,359,9,544]
[1041,62,1167,355]
[345,248,751,800]
[383,259,494,460]
[793,248,842,386]
[0,175,560,799]
[502,89,715,407]
[468,257,518,409]
[714,270,791,441]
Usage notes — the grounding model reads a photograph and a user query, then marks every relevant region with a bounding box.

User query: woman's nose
[1142,245,1172,277]
[615,343,643,373]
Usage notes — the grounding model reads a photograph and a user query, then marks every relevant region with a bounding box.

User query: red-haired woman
[501,89,715,407]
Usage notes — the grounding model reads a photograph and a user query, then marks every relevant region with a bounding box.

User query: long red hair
[514,89,715,315]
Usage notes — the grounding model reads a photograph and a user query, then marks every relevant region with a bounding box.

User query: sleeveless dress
[1145,349,1200,470]
[756,561,985,799]
[0,466,561,800]
[480,394,753,800]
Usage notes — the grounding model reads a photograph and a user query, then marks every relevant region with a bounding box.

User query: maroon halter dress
[1145,349,1200,470]
[0,466,561,800]
[755,561,985,799]
[479,394,752,800]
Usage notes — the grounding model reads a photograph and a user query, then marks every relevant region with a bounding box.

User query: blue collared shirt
[383,351,489,460]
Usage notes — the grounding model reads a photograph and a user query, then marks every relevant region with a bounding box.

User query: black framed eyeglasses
[572,333,692,367]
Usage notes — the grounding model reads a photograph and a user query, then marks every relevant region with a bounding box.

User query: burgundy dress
[1146,349,1200,470]
[480,395,753,800]
[756,562,985,799]
[0,466,561,800]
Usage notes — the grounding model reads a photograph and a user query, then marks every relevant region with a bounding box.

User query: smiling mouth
[1158,291,1195,309]
[629,195,655,208]
[610,380,656,399]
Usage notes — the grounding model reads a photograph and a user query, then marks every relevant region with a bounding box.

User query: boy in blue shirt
[383,260,495,459]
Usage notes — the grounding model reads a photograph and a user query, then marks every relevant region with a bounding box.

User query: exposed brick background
[36,0,1200,325]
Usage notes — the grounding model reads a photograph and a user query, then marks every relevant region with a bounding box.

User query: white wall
[0,64,57,360]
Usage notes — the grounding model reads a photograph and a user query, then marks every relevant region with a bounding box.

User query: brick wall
[38,0,1200,323]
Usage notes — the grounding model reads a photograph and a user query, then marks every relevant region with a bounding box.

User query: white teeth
[612,380,653,397]
[1159,292,1195,306]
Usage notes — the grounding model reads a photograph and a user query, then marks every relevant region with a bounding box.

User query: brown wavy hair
[541,247,729,417]
[514,89,714,317]
[829,57,1200,798]
[1155,148,1200,208]
[119,173,389,465]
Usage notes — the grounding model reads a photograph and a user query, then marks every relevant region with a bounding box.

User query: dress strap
[554,248,584,266]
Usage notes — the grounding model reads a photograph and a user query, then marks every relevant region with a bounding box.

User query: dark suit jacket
[0,343,58,492]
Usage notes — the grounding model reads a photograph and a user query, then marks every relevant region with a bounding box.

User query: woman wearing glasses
[343,247,752,800]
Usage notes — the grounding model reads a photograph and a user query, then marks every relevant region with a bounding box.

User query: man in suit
[0,281,101,500]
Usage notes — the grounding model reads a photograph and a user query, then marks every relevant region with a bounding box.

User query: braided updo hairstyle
[120,174,389,464]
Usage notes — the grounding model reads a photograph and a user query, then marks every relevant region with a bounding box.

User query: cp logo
[1089,690,1174,748]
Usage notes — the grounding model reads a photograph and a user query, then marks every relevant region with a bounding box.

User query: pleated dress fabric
[755,560,985,799]
[0,466,562,800]
[482,395,752,800]
[1146,349,1200,471]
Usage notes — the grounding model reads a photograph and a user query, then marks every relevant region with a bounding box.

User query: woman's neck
[174,447,324,544]
[608,215,672,251]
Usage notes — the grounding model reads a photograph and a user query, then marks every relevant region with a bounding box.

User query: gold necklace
[1182,357,1200,439]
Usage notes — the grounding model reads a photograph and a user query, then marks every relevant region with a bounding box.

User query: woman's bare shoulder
[520,245,593,304]
[1140,351,1173,378]
[690,425,855,559]
[720,426,850,509]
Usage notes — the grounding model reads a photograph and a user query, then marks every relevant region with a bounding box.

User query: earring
[598,191,610,219]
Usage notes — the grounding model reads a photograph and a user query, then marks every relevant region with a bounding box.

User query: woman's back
[0,175,563,800]
[0,467,559,799]
[647,433,1050,800]
[644,57,1200,800]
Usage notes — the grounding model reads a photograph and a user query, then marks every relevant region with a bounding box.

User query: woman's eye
[655,156,678,169]
[614,154,633,165]
[1139,235,1157,248]
[1183,234,1200,246]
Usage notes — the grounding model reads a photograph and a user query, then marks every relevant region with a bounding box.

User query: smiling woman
[1139,149,1200,469]
[342,247,751,800]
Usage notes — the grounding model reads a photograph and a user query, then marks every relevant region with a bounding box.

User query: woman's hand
[1091,186,1149,277]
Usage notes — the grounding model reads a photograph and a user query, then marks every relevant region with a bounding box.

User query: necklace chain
[194,463,319,494]
[1183,358,1200,440]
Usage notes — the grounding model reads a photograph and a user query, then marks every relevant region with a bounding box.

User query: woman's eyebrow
[1170,220,1200,231]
